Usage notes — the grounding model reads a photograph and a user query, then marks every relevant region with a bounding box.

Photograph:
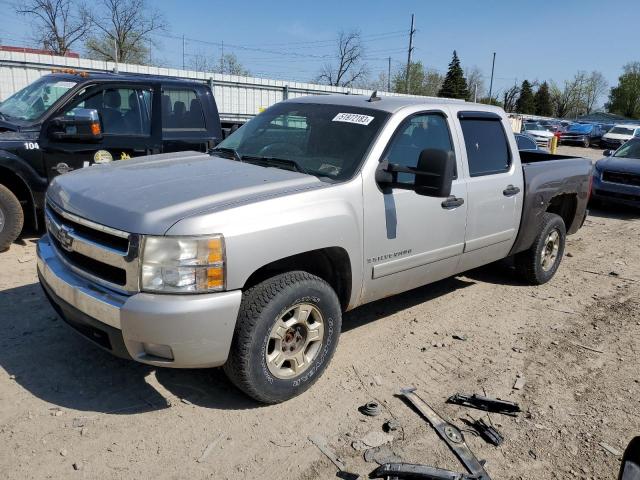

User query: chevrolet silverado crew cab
[37,94,592,403]
[0,71,223,250]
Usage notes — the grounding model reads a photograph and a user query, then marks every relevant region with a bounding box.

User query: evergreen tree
[534,81,553,116]
[438,51,469,100]
[516,80,536,114]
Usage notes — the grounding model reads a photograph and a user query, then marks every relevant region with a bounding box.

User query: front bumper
[591,173,640,207]
[37,235,242,368]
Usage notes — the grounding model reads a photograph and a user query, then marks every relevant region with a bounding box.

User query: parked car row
[521,119,640,149]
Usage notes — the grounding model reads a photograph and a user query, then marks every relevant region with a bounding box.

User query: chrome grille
[45,201,140,293]
[602,171,640,187]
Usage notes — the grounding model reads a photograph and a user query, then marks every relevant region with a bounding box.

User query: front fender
[166,179,364,308]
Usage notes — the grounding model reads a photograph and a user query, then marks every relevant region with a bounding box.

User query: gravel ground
[1,146,638,480]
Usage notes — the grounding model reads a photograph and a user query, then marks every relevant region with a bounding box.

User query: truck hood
[596,156,640,174]
[47,151,326,235]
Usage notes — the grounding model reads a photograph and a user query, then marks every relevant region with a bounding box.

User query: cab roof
[46,71,205,87]
[283,93,496,115]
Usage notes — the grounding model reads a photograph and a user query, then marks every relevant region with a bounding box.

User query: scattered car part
[369,463,481,480]
[447,394,521,417]
[360,401,383,417]
[462,418,503,447]
[308,434,346,471]
[383,419,401,432]
[618,436,640,480]
[397,387,491,480]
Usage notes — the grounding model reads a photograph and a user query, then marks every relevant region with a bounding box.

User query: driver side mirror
[376,148,455,197]
[603,149,614,157]
[48,108,103,142]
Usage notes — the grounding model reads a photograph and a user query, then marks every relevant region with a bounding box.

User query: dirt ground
[1,146,638,480]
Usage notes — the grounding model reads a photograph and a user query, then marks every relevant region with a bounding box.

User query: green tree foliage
[607,62,640,119]
[392,61,443,96]
[516,80,536,114]
[534,81,553,116]
[437,51,469,100]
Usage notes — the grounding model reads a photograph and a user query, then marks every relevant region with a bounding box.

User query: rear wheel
[583,137,590,148]
[515,213,566,285]
[224,271,342,404]
[0,184,24,252]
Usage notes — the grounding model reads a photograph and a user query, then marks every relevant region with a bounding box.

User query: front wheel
[0,184,24,252]
[583,137,590,148]
[224,271,342,404]
[515,212,566,285]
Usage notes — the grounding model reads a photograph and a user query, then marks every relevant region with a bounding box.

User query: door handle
[441,196,465,210]
[503,184,521,197]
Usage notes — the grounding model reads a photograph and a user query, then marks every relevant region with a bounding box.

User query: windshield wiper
[241,155,310,175]
[210,146,243,163]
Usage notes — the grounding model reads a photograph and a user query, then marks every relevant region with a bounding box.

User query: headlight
[141,235,225,293]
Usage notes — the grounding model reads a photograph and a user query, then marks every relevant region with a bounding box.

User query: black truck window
[67,88,149,136]
[162,89,206,132]
[460,118,511,176]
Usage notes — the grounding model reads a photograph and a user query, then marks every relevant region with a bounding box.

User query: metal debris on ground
[462,418,504,447]
[383,419,401,432]
[352,431,394,451]
[599,442,622,457]
[364,445,402,465]
[447,393,521,417]
[452,334,467,341]
[359,401,383,417]
[380,387,491,480]
[308,434,346,471]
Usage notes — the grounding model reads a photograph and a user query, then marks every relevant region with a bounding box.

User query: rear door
[160,87,211,153]
[454,110,524,272]
[40,83,159,180]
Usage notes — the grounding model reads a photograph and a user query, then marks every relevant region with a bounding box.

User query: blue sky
[1,0,637,103]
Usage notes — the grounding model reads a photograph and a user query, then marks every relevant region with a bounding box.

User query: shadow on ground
[0,263,517,413]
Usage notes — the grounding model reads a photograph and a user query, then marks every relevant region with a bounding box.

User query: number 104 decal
[24,142,39,150]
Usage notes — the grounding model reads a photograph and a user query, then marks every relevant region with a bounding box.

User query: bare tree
[464,66,485,101]
[550,72,589,118]
[218,53,250,76]
[502,85,520,113]
[316,30,367,87]
[187,51,216,72]
[583,71,608,114]
[85,0,165,64]
[17,0,90,55]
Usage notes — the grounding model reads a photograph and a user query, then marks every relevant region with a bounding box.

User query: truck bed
[508,151,593,256]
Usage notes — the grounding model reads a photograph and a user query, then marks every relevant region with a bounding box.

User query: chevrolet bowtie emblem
[57,225,74,252]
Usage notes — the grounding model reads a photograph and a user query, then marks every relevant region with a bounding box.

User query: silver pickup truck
[37,95,592,403]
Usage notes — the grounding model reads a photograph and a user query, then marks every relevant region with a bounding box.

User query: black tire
[583,137,590,148]
[515,212,566,285]
[0,184,24,252]
[223,271,342,404]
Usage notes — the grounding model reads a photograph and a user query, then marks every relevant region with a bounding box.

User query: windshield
[215,102,389,180]
[0,77,77,121]
[523,123,541,131]
[613,139,640,159]
[609,126,635,135]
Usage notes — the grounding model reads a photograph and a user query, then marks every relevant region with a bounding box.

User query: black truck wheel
[0,184,24,252]
[515,212,566,285]
[224,271,342,404]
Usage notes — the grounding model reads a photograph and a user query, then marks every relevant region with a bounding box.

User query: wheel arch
[242,247,353,311]
[546,193,577,231]
[0,165,37,229]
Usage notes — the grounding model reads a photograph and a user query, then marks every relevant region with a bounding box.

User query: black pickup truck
[0,71,223,250]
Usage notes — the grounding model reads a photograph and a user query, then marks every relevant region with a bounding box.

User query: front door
[361,111,468,304]
[40,85,159,181]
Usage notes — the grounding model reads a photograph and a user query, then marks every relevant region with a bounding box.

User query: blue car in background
[561,123,604,148]
[591,138,640,208]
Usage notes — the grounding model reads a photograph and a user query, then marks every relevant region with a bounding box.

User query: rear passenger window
[161,89,206,132]
[460,118,511,176]
[385,113,455,183]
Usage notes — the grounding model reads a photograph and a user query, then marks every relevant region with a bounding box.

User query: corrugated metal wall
[0,50,428,122]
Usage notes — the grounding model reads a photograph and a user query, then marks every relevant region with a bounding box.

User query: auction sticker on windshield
[332,113,375,125]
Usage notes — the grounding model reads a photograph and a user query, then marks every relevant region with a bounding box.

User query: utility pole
[113,37,119,73]
[488,52,496,102]
[387,56,391,92]
[220,40,224,74]
[182,34,185,70]
[405,14,415,94]
[474,83,478,103]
